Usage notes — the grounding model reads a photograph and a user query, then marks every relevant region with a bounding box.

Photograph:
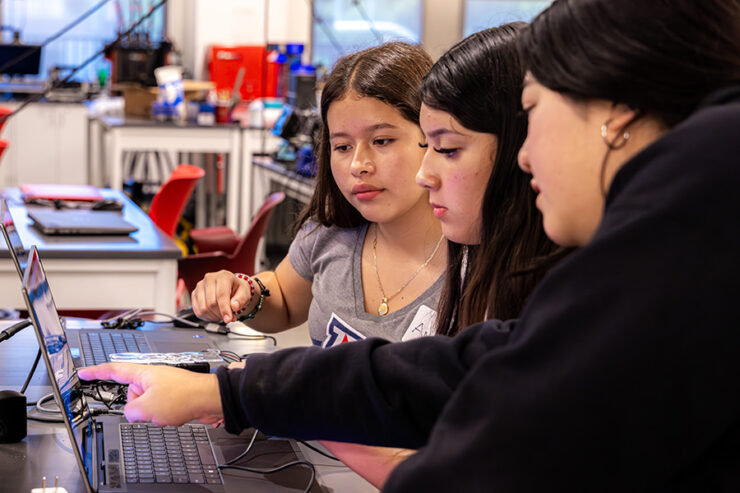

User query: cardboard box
[114,81,215,117]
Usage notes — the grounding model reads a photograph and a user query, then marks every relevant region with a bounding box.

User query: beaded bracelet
[242,293,265,320]
[235,273,255,298]
[235,275,270,319]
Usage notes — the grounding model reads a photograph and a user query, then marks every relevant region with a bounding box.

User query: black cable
[83,380,127,409]
[225,428,260,465]
[0,0,168,127]
[218,350,241,364]
[0,319,32,342]
[306,0,344,57]
[296,440,339,461]
[220,429,316,492]
[351,0,384,44]
[0,0,114,75]
[219,461,316,493]
[20,348,41,394]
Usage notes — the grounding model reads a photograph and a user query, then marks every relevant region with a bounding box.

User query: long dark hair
[520,0,740,128]
[421,23,564,335]
[295,42,433,232]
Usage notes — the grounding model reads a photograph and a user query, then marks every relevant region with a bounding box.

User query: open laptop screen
[0,198,28,275]
[22,246,95,491]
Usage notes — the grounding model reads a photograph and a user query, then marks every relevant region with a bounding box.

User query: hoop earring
[601,118,630,150]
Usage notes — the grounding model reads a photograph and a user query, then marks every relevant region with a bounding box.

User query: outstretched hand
[78,363,224,426]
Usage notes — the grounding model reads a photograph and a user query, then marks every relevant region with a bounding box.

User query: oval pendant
[378,301,389,316]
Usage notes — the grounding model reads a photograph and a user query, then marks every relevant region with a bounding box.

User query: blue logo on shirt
[323,313,365,348]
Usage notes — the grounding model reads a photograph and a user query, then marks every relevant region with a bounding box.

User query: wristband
[235,273,255,298]
[235,275,270,319]
[241,293,265,320]
[252,277,270,298]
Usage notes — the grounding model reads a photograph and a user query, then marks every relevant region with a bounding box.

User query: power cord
[101,309,200,329]
[86,380,128,410]
[0,319,32,343]
[100,309,278,345]
[225,428,260,465]
[29,393,63,422]
[218,350,241,365]
[351,0,384,44]
[219,461,315,493]
[20,348,41,394]
[305,0,344,56]
[296,440,339,461]
[219,429,317,493]
[28,390,123,423]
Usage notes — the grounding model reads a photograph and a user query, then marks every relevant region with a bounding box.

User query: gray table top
[0,188,181,260]
[98,115,243,130]
[0,320,373,493]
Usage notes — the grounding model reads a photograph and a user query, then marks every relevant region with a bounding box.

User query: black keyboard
[120,423,223,484]
[80,331,152,366]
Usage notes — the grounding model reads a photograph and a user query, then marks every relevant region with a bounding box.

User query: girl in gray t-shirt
[190,42,447,346]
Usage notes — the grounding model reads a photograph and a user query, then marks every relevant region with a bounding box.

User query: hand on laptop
[191,270,253,324]
[78,363,224,426]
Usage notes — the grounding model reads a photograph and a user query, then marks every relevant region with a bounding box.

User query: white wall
[422,0,463,60]
[266,0,312,46]
[166,0,466,78]
[167,0,311,80]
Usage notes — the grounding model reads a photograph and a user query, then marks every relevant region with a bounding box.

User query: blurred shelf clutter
[0,1,322,290]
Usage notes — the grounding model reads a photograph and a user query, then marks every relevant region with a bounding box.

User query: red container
[208,45,266,102]
[215,101,231,124]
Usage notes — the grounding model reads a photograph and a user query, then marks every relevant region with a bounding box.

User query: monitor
[0,44,42,76]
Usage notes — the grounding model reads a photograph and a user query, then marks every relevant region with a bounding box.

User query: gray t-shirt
[289,221,444,347]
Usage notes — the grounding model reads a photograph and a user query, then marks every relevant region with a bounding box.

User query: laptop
[1,197,28,273]
[1,198,225,368]
[21,245,310,493]
[27,208,138,235]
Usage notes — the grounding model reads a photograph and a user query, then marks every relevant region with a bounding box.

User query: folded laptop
[27,208,138,235]
[21,245,309,493]
[1,198,224,367]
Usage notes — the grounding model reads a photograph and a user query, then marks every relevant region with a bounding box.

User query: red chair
[0,106,13,166]
[178,191,285,293]
[0,140,9,165]
[0,106,12,132]
[149,163,205,237]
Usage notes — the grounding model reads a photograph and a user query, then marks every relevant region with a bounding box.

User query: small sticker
[401,305,437,341]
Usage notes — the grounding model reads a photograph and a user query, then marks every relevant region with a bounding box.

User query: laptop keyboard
[120,423,223,484]
[80,332,152,366]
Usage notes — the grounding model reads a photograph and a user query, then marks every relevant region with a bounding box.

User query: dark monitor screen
[0,44,42,75]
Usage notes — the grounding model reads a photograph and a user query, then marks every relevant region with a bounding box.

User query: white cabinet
[0,102,88,187]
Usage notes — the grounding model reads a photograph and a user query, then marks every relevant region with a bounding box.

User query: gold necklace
[372,225,445,316]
